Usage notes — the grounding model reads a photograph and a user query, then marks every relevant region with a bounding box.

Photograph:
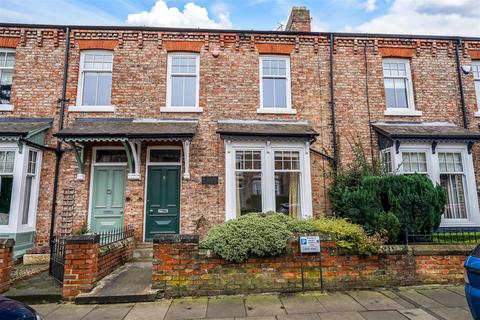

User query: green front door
[145,166,180,241]
[90,166,126,232]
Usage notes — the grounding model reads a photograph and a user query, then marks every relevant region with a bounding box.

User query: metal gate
[49,236,66,283]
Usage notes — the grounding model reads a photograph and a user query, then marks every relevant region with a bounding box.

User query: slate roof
[216,120,318,139]
[56,118,198,139]
[372,122,480,141]
[0,118,53,136]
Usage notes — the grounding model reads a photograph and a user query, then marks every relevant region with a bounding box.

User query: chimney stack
[285,6,311,32]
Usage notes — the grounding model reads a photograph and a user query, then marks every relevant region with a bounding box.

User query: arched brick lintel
[77,39,118,50]
[0,37,21,49]
[378,47,415,58]
[163,41,204,52]
[256,43,294,55]
[469,50,480,60]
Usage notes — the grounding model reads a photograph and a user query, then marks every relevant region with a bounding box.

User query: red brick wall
[152,235,471,297]
[0,239,15,293]
[0,26,479,246]
[62,235,134,300]
[97,237,135,281]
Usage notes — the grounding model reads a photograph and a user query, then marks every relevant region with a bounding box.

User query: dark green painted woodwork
[145,166,180,241]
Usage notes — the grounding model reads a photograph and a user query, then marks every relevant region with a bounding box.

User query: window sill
[384,109,422,117]
[0,104,14,112]
[160,107,203,113]
[257,108,297,114]
[68,105,116,113]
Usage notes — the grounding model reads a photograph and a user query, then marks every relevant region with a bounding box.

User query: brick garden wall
[152,234,472,298]
[62,234,135,300]
[0,239,15,293]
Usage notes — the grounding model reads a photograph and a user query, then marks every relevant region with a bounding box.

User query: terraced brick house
[0,7,479,257]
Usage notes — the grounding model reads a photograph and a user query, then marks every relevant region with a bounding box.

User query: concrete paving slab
[277,314,320,320]
[29,303,61,316]
[317,311,365,320]
[46,304,97,320]
[235,317,276,320]
[207,296,246,318]
[417,289,468,308]
[280,294,328,314]
[5,271,62,304]
[360,310,409,320]
[427,307,473,320]
[316,292,366,312]
[124,300,171,320]
[449,287,466,297]
[398,309,439,320]
[397,290,444,308]
[165,297,208,320]
[245,294,286,317]
[381,290,416,309]
[348,290,405,310]
[81,303,134,320]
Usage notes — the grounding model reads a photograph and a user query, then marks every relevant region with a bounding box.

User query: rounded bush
[199,213,292,262]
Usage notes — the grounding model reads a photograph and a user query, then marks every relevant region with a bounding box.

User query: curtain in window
[288,172,299,218]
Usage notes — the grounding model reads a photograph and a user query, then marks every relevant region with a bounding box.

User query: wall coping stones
[410,244,476,256]
[66,234,100,244]
[0,238,15,248]
[99,237,134,256]
[153,234,199,244]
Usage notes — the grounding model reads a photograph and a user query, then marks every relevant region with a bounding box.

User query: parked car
[0,297,43,320]
[465,244,480,319]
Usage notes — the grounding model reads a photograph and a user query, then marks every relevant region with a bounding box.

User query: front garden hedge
[200,213,383,262]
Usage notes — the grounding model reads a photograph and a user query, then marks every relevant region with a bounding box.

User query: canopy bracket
[68,142,85,181]
[182,140,191,180]
[123,141,141,180]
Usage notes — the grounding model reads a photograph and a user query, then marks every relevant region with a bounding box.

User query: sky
[0,0,479,36]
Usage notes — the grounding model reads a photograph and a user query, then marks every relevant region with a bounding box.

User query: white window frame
[0,144,42,234]
[258,55,295,114]
[70,50,115,113]
[472,60,480,117]
[385,142,480,227]
[382,58,421,116]
[225,140,312,220]
[0,48,15,111]
[162,52,202,113]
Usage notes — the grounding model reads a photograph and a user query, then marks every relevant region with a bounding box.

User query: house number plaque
[202,176,219,185]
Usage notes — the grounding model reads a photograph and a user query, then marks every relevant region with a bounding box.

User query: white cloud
[348,0,480,36]
[363,0,377,12]
[126,0,232,29]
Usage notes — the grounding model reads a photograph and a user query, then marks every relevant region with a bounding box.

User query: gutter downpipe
[455,38,468,129]
[49,26,70,246]
[329,33,338,173]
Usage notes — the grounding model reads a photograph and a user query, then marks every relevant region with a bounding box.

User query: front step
[133,246,153,262]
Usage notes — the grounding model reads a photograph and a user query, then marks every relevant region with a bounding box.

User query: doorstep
[75,262,158,304]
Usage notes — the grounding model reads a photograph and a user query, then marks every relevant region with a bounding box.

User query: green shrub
[332,174,446,243]
[199,213,292,262]
[311,218,384,255]
[261,212,318,234]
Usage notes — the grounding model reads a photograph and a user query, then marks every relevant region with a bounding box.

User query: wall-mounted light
[461,65,472,75]
[212,50,220,58]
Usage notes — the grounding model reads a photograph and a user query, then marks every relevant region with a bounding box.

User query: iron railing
[406,227,480,245]
[97,224,135,246]
[49,236,67,283]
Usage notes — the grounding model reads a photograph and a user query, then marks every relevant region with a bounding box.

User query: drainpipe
[49,27,70,245]
[455,38,468,129]
[329,33,338,173]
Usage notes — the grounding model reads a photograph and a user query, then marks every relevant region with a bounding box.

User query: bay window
[0,151,14,225]
[226,141,312,220]
[383,142,479,226]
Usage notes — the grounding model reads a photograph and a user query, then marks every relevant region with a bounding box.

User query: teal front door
[90,166,126,232]
[145,166,180,241]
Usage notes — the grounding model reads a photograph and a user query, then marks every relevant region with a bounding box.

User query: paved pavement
[31,285,473,320]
